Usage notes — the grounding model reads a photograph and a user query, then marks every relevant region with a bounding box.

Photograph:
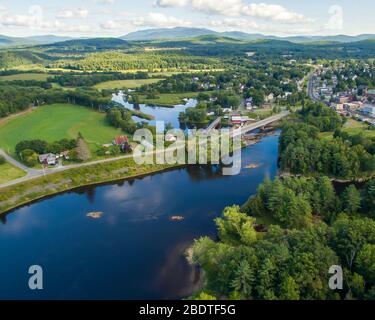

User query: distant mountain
[25,35,75,44]
[282,34,375,43]
[0,34,78,47]
[1,28,374,48]
[40,38,133,51]
[122,27,221,41]
[0,35,34,46]
[122,27,375,44]
[221,31,277,41]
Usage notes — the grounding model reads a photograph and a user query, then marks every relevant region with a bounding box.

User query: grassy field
[138,92,199,106]
[0,104,122,155]
[342,119,375,137]
[0,73,50,81]
[94,78,164,90]
[320,118,375,140]
[0,162,26,184]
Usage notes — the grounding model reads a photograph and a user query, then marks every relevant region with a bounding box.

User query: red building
[114,136,129,146]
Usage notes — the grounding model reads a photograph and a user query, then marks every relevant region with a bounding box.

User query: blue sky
[0,0,374,37]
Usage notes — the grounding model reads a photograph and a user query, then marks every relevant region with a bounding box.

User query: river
[112,92,198,129]
[0,133,280,300]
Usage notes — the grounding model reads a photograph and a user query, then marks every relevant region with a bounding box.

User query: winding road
[0,111,290,189]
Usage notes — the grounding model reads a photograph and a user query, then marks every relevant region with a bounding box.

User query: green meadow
[94,78,164,90]
[138,92,199,106]
[0,73,50,81]
[0,162,26,184]
[320,118,375,140]
[0,104,122,155]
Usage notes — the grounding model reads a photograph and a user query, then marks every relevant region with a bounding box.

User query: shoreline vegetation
[0,127,278,216]
[0,158,184,216]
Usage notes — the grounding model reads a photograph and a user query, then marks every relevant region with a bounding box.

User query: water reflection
[112,92,198,129]
[0,134,280,299]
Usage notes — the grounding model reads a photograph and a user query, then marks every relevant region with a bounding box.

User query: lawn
[0,162,26,184]
[94,78,164,90]
[0,73,50,81]
[0,104,122,156]
[138,92,199,106]
[320,118,375,140]
[342,119,375,137]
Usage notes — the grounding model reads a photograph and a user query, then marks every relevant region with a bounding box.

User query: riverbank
[243,127,279,147]
[278,171,375,183]
[0,158,183,216]
[0,131,281,299]
[0,124,282,216]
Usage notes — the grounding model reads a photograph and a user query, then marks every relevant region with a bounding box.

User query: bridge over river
[205,111,290,136]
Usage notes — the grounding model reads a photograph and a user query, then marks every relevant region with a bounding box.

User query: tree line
[49,52,221,72]
[0,84,111,118]
[279,102,375,179]
[52,71,149,87]
[192,176,375,300]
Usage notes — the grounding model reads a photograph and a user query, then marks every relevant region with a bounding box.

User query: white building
[39,153,56,166]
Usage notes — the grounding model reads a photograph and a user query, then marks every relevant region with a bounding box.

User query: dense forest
[192,176,375,300]
[0,36,374,72]
[52,71,149,87]
[279,102,375,179]
[48,52,222,71]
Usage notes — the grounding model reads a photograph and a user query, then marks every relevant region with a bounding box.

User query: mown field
[138,92,199,106]
[0,104,122,155]
[0,162,26,184]
[0,73,50,81]
[320,118,375,140]
[94,78,164,90]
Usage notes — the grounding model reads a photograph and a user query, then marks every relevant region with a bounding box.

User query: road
[307,73,320,102]
[0,149,40,176]
[0,149,136,189]
[0,111,290,189]
[232,111,290,137]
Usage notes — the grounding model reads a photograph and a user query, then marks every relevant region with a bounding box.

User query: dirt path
[0,108,36,127]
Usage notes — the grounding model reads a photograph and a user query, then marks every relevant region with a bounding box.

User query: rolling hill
[0,51,45,68]
[122,27,375,44]
[40,38,133,52]
[0,34,76,47]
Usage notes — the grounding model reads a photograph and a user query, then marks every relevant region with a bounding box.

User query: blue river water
[112,92,198,129]
[0,133,279,300]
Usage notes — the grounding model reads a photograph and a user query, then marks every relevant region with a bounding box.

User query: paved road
[0,111,290,189]
[232,111,290,137]
[307,74,320,102]
[0,149,40,175]
[0,149,136,189]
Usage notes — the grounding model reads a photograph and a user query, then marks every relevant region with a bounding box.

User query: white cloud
[100,20,121,30]
[94,0,116,4]
[155,0,312,24]
[0,7,92,33]
[155,0,188,7]
[190,0,243,16]
[57,8,89,19]
[132,12,192,28]
[242,3,310,23]
[207,18,259,30]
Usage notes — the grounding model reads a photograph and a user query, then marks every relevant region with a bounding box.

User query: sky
[0,0,374,37]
